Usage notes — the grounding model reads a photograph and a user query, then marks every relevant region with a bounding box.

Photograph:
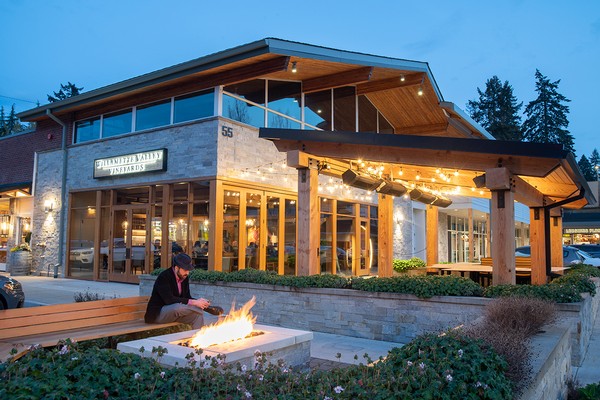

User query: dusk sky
[1,0,598,159]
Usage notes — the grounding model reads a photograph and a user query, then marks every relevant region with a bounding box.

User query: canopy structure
[260,128,593,285]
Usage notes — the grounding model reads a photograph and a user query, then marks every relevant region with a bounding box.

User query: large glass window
[174,90,214,123]
[358,95,378,133]
[334,87,356,132]
[223,190,240,272]
[103,109,132,138]
[136,100,171,131]
[75,117,101,143]
[267,80,301,128]
[223,80,265,128]
[305,90,331,130]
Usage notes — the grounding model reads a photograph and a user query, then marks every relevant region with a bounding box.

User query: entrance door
[108,205,149,283]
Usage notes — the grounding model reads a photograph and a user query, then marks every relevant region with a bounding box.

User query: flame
[189,296,257,348]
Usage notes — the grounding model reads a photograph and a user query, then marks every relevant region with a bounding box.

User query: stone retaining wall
[139,276,599,368]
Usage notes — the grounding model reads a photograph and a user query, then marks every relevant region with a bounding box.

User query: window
[223,80,265,128]
[267,80,301,128]
[103,109,132,138]
[75,117,101,143]
[174,90,214,123]
[304,90,331,130]
[334,87,356,132]
[136,100,171,131]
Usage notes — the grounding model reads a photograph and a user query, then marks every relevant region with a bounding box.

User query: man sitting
[144,253,210,329]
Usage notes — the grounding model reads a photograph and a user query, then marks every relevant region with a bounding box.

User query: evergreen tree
[578,155,596,181]
[6,105,17,134]
[47,81,83,103]
[0,106,6,136]
[467,76,522,141]
[589,149,600,169]
[521,69,575,154]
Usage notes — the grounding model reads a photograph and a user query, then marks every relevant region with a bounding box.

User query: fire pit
[117,297,312,370]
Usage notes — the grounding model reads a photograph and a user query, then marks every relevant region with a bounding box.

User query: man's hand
[190,298,210,309]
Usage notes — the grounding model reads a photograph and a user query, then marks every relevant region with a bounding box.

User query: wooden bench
[480,257,532,284]
[0,296,183,361]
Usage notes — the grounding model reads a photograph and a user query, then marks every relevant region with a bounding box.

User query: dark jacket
[145,267,193,323]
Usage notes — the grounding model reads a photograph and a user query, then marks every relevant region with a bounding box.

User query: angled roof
[18,38,491,140]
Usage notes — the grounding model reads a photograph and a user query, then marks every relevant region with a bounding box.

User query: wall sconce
[417,77,424,96]
[44,199,55,213]
[400,74,405,82]
[291,61,297,73]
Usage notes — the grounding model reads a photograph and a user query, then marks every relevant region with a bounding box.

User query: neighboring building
[7,38,541,282]
[563,181,600,245]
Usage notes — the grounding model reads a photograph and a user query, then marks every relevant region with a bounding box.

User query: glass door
[109,205,149,283]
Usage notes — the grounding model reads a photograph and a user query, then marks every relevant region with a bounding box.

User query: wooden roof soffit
[302,66,374,94]
[286,150,349,177]
[480,167,546,207]
[356,73,425,95]
[192,55,291,88]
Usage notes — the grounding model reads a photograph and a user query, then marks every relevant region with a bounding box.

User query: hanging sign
[94,149,167,178]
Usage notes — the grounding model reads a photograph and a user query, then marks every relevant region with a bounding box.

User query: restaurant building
[9,38,558,283]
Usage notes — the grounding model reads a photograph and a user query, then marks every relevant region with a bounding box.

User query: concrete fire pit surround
[117,324,313,370]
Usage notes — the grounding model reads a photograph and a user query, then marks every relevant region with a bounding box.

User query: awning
[0,182,32,198]
[259,128,594,209]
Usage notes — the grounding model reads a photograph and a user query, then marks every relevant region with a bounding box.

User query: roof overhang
[0,182,32,198]
[259,128,593,209]
[17,38,488,140]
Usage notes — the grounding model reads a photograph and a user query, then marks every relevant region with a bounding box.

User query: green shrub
[351,275,483,298]
[484,271,596,303]
[0,331,513,399]
[393,257,427,273]
[383,330,513,399]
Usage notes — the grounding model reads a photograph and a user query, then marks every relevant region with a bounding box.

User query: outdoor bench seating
[0,296,183,362]
[480,256,532,284]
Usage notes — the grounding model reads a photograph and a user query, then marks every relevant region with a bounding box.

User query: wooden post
[377,193,393,277]
[490,189,515,285]
[468,208,474,262]
[550,208,563,271]
[426,205,439,265]
[297,167,319,276]
[529,207,548,285]
[209,180,223,272]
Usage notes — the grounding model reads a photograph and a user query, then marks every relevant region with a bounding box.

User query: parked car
[569,244,600,258]
[515,245,583,266]
[69,240,94,264]
[0,275,25,310]
[577,250,600,267]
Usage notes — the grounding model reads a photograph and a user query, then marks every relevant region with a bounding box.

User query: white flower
[160,371,166,379]
[134,372,141,380]
[407,360,413,366]
[282,367,289,373]
[71,357,78,361]
[475,381,482,388]
[446,374,453,382]
[324,397,333,400]
[419,362,425,370]
[457,349,463,358]
[244,391,252,399]
[334,386,344,394]
[59,345,69,355]
[258,374,264,381]
[237,384,243,391]
[242,364,247,372]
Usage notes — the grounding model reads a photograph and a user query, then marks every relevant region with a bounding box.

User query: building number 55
[221,126,233,137]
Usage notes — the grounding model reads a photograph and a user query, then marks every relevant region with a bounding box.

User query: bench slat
[0,296,150,320]
[0,303,147,331]
[0,320,183,362]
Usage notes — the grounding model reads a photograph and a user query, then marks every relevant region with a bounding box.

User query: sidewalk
[5,274,401,366]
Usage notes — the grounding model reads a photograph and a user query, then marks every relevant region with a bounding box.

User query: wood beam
[491,189,516,285]
[356,73,424,95]
[550,215,563,271]
[378,194,394,277]
[529,207,548,285]
[426,205,439,265]
[272,141,559,177]
[303,67,373,94]
[484,167,545,207]
[296,167,320,276]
